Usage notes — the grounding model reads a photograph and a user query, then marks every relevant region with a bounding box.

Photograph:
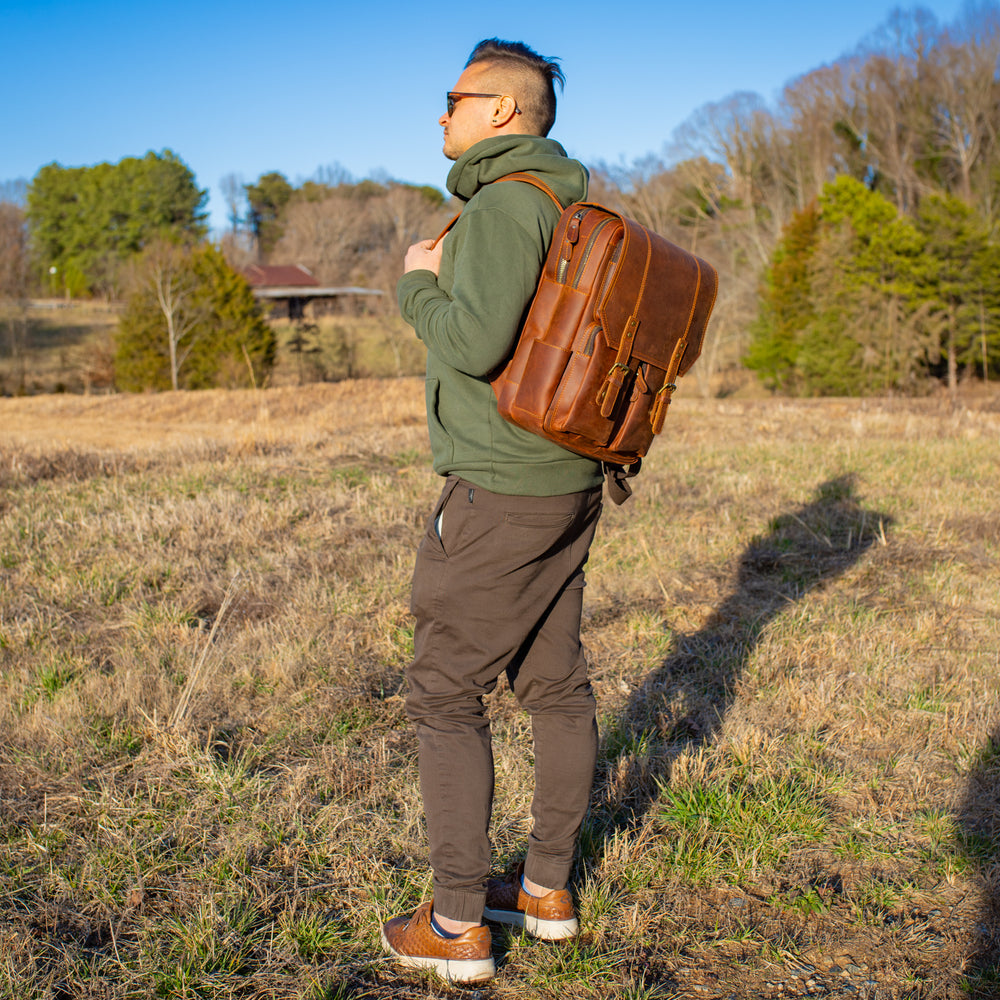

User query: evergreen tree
[186,245,276,389]
[115,243,274,391]
[748,177,932,394]
[744,203,819,391]
[27,151,206,298]
[915,193,999,390]
[245,172,293,257]
[795,225,874,395]
[800,177,928,394]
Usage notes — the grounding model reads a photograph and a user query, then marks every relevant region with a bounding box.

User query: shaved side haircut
[466,38,564,137]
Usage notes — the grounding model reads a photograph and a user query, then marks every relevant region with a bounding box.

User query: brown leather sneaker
[483,863,579,940]
[380,900,495,983]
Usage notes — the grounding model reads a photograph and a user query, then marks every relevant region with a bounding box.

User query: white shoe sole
[482,906,579,940]
[380,930,495,982]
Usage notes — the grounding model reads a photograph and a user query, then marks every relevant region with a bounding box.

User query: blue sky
[1,0,966,232]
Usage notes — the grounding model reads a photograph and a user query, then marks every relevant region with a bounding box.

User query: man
[381,39,604,984]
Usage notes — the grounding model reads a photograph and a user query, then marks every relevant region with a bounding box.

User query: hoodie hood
[447,135,588,207]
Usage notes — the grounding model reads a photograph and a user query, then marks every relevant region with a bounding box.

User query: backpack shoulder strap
[433,172,565,247]
[494,171,566,211]
[431,214,460,247]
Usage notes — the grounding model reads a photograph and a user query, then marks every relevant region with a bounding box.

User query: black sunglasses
[446,92,523,117]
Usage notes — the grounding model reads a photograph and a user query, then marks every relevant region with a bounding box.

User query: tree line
[221,167,449,295]
[1,3,998,394]
[582,4,1000,394]
[0,151,452,392]
[0,152,272,392]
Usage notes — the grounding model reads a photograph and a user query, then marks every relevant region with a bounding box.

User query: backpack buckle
[597,363,631,417]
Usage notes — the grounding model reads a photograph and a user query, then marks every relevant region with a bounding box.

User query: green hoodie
[397,134,603,496]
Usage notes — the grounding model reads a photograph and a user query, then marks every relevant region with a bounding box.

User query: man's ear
[490,95,519,127]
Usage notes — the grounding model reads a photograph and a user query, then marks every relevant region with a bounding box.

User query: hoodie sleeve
[397,203,547,377]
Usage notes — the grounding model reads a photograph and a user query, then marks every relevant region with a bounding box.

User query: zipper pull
[566,211,584,245]
[558,210,586,280]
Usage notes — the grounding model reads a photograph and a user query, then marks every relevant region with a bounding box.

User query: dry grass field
[0,382,998,999]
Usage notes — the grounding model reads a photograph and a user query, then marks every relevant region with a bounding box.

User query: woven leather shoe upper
[485,864,575,922]
[382,900,492,963]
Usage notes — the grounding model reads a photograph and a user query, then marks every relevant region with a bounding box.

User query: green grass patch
[658,771,828,880]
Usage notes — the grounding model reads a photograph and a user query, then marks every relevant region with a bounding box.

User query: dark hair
[465,38,564,136]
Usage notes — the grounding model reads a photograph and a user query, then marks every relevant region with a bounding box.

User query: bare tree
[0,179,27,206]
[0,203,27,300]
[840,9,941,213]
[0,203,30,389]
[595,156,683,239]
[311,163,353,188]
[930,10,1000,209]
[672,92,791,267]
[270,192,358,285]
[366,184,452,294]
[219,173,245,235]
[219,229,256,273]
[271,182,451,295]
[138,241,209,391]
[778,61,853,209]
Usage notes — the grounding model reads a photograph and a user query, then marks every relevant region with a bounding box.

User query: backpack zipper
[569,219,614,289]
[594,239,622,300]
[576,238,623,356]
[556,208,588,284]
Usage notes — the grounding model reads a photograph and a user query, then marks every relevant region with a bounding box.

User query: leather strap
[494,171,565,211]
[432,214,460,246]
[604,460,641,506]
[432,172,563,246]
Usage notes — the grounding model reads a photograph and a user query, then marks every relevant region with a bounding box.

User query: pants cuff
[524,854,571,892]
[432,886,486,924]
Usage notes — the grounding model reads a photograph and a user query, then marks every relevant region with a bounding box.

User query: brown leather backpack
[489,173,718,503]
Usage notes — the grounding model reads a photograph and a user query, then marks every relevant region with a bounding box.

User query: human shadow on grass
[584,473,893,847]
[958,726,1000,998]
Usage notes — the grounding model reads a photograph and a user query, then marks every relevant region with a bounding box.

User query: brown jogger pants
[406,475,603,923]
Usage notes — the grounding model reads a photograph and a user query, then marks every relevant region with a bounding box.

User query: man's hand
[404,237,444,276]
